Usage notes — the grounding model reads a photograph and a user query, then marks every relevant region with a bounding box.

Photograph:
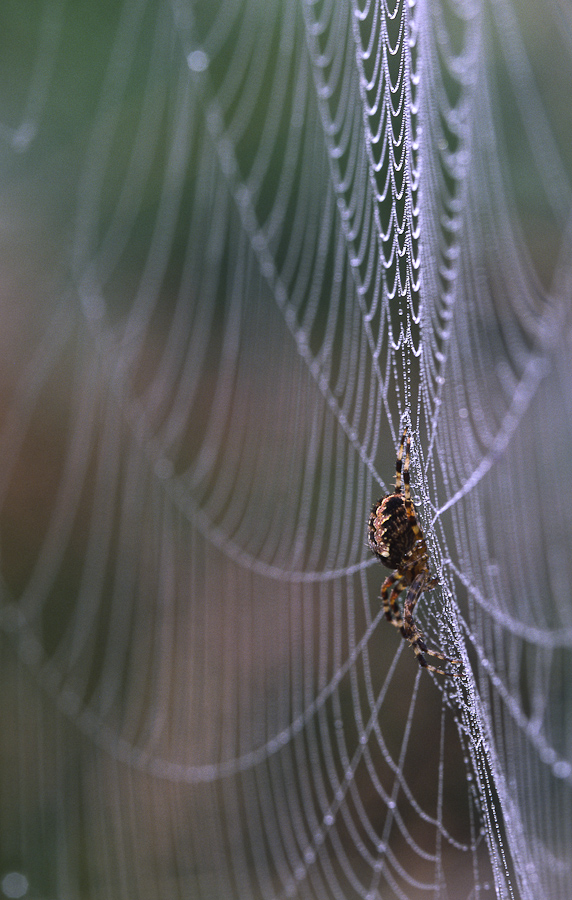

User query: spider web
[0,0,571,898]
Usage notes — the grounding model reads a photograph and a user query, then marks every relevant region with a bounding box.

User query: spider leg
[403,573,461,676]
[401,429,410,501]
[394,433,404,493]
[380,572,405,629]
[394,429,410,498]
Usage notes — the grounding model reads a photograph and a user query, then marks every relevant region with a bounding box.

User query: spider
[368,429,461,677]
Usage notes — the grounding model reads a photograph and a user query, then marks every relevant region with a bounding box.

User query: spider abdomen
[368,494,417,569]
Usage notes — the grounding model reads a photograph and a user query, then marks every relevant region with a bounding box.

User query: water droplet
[553,760,571,779]
[187,50,209,72]
[1,872,29,899]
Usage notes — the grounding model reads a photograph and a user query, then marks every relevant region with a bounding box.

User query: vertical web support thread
[352,0,423,417]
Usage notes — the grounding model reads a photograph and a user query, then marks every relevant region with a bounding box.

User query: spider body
[369,429,460,677]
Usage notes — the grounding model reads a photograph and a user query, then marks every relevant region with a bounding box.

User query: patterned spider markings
[368,429,461,677]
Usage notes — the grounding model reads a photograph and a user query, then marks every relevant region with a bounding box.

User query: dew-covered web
[1,0,572,898]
